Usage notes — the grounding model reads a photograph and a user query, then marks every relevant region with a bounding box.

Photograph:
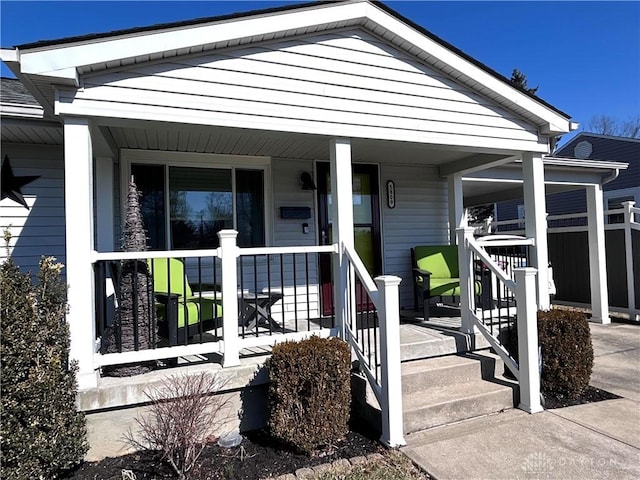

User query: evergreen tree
[102,178,156,376]
[510,68,539,95]
[1,253,88,479]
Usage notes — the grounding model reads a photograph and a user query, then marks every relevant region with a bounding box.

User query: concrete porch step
[402,378,517,434]
[400,350,518,434]
[401,352,503,393]
[399,323,491,361]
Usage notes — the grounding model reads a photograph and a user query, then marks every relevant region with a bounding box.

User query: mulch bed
[67,427,384,479]
[543,385,622,409]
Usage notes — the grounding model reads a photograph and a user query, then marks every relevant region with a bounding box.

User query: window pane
[169,167,232,249]
[236,169,265,247]
[132,164,165,250]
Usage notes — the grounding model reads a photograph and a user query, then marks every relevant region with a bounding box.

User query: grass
[311,450,430,480]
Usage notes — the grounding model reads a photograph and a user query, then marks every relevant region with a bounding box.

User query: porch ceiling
[104,123,506,166]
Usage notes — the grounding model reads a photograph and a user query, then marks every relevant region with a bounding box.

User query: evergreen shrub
[1,256,88,479]
[266,336,351,454]
[505,309,594,400]
[537,309,593,399]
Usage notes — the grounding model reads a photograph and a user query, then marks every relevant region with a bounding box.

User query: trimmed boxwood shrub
[1,255,88,479]
[265,336,351,454]
[504,309,594,400]
[537,309,593,399]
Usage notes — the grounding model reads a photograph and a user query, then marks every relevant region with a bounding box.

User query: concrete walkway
[403,321,640,480]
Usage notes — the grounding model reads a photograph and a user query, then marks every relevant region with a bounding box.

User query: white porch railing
[342,243,405,448]
[91,232,339,370]
[457,227,542,414]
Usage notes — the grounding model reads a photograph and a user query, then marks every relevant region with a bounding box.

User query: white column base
[76,370,100,391]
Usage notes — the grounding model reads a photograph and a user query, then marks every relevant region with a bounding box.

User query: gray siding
[0,143,66,274]
[379,163,449,307]
[66,29,541,151]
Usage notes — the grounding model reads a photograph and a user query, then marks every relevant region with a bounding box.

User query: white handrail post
[457,227,476,334]
[622,201,636,320]
[218,230,240,367]
[514,267,543,413]
[375,274,405,447]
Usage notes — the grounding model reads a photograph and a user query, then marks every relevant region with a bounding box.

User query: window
[131,163,266,249]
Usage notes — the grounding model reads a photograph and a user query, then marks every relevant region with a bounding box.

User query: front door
[317,163,382,316]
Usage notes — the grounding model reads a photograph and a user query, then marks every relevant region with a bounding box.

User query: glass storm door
[316,163,382,316]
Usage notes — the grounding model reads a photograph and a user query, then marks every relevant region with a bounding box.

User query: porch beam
[586,185,610,324]
[522,152,550,310]
[64,117,99,390]
[439,154,513,177]
[330,138,354,339]
[448,174,466,244]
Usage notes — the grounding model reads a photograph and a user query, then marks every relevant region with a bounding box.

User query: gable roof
[1,0,574,135]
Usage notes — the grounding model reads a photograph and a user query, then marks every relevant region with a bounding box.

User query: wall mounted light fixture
[300,172,317,190]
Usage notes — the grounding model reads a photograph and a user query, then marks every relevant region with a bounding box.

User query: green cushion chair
[148,258,222,346]
[411,245,481,321]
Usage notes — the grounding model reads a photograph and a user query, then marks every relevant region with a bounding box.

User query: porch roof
[463,156,629,206]
[2,0,573,136]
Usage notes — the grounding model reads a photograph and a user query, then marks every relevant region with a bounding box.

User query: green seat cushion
[429,277,462,297]
[155,296,223,328]
[148,258,194,297]
[148,258,222,328]
[414,245,459,278]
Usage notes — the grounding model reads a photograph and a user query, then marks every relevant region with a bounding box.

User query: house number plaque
[387,180,396,209]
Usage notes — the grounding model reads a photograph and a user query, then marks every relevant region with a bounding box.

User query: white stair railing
[457,227,542,414]
[342,243,405,447]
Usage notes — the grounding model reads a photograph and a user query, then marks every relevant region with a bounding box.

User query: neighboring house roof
[554,132,639,192]
[555,132,640,161]
[0,0,574,135]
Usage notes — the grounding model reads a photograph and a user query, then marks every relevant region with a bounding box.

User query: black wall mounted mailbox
[280,206,311,219]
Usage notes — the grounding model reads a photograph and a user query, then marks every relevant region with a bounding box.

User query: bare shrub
[127,372,231,480]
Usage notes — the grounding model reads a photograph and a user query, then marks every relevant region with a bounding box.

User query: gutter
[601,167,620,185]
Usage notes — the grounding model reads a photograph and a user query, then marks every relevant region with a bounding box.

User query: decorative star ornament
[1,155,40,210]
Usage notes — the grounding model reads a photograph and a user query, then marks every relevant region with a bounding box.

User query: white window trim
[120,149,273,248]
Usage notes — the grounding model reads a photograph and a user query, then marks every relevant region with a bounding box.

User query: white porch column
[64,117,98,390]
[448,174,466,244]
[218,230,241,366]
[514,267,543,414]
[330,138,354,339]
[375,274,405,448]
[95,156,114,251]
[586,185,611,324]
[522,152,550,310]
[622,201,637,320]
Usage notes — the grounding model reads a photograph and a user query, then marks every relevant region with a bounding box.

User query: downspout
[601,167,620,185]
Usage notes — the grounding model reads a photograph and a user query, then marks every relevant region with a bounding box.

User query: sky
[1,1,638,146]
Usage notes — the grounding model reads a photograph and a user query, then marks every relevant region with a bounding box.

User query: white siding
[269,158,320,319]
[0,143,66,275]
[379,163,449,307]
[61,29,544,152]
